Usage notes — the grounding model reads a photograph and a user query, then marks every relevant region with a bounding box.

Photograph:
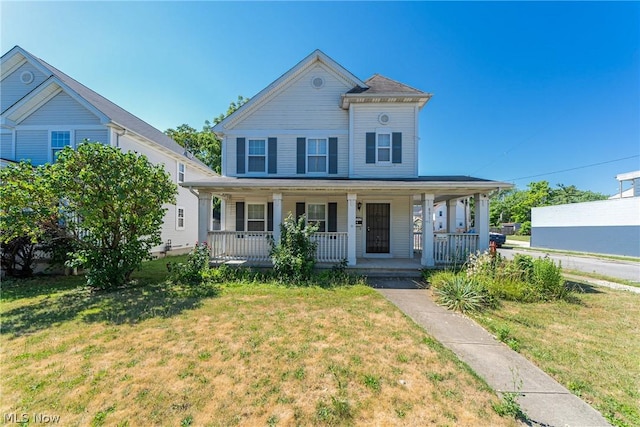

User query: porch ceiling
[182,176,513,198]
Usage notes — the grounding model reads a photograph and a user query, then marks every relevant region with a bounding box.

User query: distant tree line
[490,180,608,234]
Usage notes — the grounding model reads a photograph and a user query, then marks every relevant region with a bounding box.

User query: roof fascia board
[213,49,367,134]
[1,46,53,81]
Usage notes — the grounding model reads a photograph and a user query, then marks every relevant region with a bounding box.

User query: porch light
[357,202,362,211]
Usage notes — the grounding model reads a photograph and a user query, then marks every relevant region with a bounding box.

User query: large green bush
[269,213,318,282]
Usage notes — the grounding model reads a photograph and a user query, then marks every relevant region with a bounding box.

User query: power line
[505,154,640,182]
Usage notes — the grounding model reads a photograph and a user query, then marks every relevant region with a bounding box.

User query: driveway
[498,247,640,283]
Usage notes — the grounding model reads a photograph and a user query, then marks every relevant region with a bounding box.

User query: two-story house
[0,46,218,254]
[183,50,511,267]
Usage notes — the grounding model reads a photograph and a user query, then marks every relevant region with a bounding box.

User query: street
[498,247,640,283]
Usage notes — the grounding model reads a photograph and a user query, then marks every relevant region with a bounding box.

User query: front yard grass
[1,257,516,426]
[473,283,640,427]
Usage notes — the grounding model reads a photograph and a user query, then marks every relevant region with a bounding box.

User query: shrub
[532,256,565,300]
[269,213,318,282]
[432,274,488,313]
[169,243,211,285]
[516,221,531,236]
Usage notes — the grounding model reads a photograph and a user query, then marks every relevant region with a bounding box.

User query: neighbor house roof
[1,46,214,173]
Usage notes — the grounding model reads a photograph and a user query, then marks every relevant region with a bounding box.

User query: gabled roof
[213,49,368,134]
[342,74,432,109]
[1,46,214,173]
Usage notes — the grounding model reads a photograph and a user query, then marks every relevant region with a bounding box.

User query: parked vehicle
[490,232,506,248]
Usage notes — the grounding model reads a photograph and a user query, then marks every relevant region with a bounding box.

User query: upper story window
[247,203,266,231]
[51,131,71,162]
[177,162,186,183]
[377,133,391,163]
[248,139,266,173]
[307,203,326,232]
[307,138,327,173]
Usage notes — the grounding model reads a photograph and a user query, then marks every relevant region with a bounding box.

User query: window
[176,206,185,230]
[247,204,265,231]
[377,133,391,163]
[248,139,266,172]
[307,138,327,173]
[177,162,185,183]
[307,203,326,232]
[51,131,71,162]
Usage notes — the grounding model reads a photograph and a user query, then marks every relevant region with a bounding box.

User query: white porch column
[347,193,357,266]
[272,193,282,243]
[198,192,213,245]
[474,193,490,250]
[421,193,435,267]
[447,199,457,233]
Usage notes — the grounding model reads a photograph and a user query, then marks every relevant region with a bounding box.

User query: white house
[0,46,218,254]
[182,50,511,267]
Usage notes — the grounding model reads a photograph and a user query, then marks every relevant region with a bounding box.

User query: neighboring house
[182,50,511,267]
[0,46,218,254]
[433,199,469,233]
[532,171,640,257]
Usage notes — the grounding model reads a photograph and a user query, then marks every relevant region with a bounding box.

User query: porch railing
[208,231,348,263]
[414,232,479,265]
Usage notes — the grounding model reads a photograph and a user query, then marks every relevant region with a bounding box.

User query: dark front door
[366,203,390,253]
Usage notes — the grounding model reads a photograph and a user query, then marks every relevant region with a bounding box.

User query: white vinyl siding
[352,104,417,178]
[75,129,109,145]
[1,133,13,160]
[15,130,48,165]
[21,92,102,125]
[230,64,350,131]
[225,134,348,177]
[0,61,49,112]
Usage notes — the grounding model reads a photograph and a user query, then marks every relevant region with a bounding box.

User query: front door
[366,203,390,253]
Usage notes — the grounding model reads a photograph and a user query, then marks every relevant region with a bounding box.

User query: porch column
[421,193,435,267]
[272,193,282,243]
[347,193,357,266]
[474,193,489,250]
[198,192,213,245]
[447,199,457,233]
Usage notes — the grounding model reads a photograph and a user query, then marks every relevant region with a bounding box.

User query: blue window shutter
[296,202,305,221]
[268,137,277,174]
[236,138,245,174]
[366,133,376,164]
[267,202,274,231]
[328,202,337,232]
[297,137,306,174]
[329,137,338,174]
[392,132,402,164]
[236,202,245,231]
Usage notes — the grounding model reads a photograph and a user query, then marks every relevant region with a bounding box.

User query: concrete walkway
[370,278,611,427]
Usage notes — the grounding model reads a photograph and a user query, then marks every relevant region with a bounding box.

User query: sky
[2,1,639,196]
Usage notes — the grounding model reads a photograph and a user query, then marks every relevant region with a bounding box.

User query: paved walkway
[564,273,640,294]
[370,278,611,427]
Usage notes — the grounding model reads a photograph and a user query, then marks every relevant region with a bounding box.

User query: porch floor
[210,254,425,278]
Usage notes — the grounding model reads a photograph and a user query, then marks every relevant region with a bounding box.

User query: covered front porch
[184,176,510,269]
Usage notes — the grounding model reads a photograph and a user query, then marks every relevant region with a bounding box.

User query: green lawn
[505,235,530,242]
[473,282,640,427]
[1,257,516,426]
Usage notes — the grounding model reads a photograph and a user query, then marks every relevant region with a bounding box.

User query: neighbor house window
[247,204,265,231]
[307,138,327,173]
[248,139,266,172]
[307,203,326,232]
[176,206,185,230]
[377,133,391,163]
[177,162,185,183]
[51,131,71,162]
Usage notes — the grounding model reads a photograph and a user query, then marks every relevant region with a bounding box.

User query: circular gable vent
[311,76,324,89]
[378,113,390,125]
[20,71,34,85]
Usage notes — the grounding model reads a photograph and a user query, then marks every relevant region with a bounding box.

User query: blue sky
[2,1,639,195]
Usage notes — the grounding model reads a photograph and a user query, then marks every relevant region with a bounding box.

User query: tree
[1,163,56,276]
[52,143,177,289]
